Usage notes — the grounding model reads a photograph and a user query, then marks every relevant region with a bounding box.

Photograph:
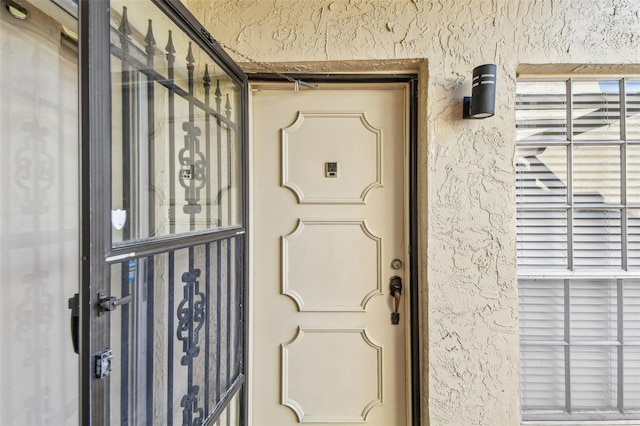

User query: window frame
[517,76,640,423]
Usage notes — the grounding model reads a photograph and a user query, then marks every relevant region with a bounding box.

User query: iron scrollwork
[177,266,206,425]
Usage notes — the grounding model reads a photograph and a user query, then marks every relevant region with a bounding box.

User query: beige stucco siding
[185,1,640,425]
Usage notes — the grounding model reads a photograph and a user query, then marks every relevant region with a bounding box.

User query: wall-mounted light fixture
[5,0,29,20]
[463,64,497,119]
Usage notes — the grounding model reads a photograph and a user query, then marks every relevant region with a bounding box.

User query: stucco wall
[185,1,640,425]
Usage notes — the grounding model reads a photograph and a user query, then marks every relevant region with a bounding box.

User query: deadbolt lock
[94,349,113,379]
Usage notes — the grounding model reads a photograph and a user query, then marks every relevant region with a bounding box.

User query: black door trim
[249,73,421,426]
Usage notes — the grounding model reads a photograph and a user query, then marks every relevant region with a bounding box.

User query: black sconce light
[463,64,497,119]
[5,0,29,19]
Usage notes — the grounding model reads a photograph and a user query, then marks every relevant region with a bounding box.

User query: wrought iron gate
[80,0,248,424]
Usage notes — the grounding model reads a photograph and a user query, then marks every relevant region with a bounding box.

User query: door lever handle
[389,276,403,325]
[98,291,132,315]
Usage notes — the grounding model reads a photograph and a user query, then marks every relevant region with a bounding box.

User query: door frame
[247,74,420,425]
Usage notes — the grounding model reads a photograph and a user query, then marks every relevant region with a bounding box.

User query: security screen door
[79,1,248,424]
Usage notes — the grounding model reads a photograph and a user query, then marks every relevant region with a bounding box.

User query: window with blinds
[516,78,640,422]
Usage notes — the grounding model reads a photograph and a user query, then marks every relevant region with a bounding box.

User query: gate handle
[68,293,79,354]
[98,291,132,315]
[389,276,403,325]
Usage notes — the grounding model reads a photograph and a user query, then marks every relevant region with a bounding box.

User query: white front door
[252,83,410,425]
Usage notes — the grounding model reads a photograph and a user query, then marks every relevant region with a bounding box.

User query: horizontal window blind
[517,78,640,422]
[629,210,640,268]
[624,279,640,414]
[572,81,620,141]
[573,209,621,268]
[627,82,640,140]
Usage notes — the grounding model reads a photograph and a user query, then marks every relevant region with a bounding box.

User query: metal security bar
[106,5,246,425]
[111,237,244,425]
[109,6,241,244]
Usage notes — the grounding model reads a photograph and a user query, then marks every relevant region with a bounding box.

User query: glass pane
[519,279,565,342]
[209,238,244,407]
[516,146,567,205]
[214,388,242,426]
[573,81,621,141]
[570,279,617,342]
[517,210,567,269]
[109,237,244,425]
[110,0,243,244]
[573,209,621,268]
[519,345,566,411]
[570,346,618,411]
[573,145,621,205]
[0,7,79,425]
[626,80,640,140]
[516,81,567,142]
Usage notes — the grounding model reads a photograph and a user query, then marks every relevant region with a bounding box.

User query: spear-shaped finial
[144,19,156,55]
[118,6,132,38]
[165,30,176,57]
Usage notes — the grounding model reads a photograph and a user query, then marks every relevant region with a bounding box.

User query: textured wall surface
[185,1,640,425]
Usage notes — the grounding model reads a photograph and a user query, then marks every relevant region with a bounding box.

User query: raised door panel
[282,112,382,204]
[282,220,382,312]
[281,326,383,423]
